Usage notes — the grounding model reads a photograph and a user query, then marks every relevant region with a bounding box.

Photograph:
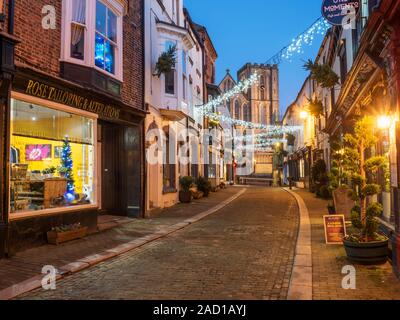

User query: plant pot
[59,172,66,178]
[343,238,389,265]
[179,191,192,204]
[47,227,88,245]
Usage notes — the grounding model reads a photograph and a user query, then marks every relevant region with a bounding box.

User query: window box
[47,226,88,245]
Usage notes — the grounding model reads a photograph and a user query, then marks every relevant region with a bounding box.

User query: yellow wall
[12,117,92,145]
[11,135,90,195]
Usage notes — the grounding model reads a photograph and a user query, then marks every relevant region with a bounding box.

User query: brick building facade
[0,0,146,257]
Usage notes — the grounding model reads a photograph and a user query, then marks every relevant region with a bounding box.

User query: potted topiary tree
[179,176,194,204]
[311,159,328,197]
[196,176,212,197]
[342,117,389,264]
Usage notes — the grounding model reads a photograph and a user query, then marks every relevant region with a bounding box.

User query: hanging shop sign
[323,215,347,244]
[24,79,120,120]
[322,0,360,26]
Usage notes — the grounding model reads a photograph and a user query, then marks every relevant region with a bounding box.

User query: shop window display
[10,99,96,214]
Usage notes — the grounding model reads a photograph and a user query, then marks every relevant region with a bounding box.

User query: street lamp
[300,111,309,120]
[377,115,392,130]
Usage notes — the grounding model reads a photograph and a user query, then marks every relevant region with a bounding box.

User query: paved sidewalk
[0,187,242,298]
[294,189,400,300]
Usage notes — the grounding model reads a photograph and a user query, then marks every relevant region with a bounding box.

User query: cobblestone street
[19,188,299,300]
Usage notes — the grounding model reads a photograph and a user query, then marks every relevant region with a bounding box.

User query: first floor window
[165,70,175,95]
[182,75,187,100]
[63,0,123,78]
[95,0,117,74]
[10,99,95,215]
[163,133,176,191]
[164,41,176,95]
[70,0,86,60]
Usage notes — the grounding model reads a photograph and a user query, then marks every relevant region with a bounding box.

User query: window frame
[164,40,177,96]
[61,0,124,81]
[9,92,99,221]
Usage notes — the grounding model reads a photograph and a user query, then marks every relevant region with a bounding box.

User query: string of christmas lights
[197,17,329,112]
[195,17,330,134]
[199,72,260,116]
[208,111,302,133]
[266,17,330,64]
[233,137,286,144]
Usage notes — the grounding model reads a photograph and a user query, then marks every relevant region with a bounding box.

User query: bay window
[182,50,187,100]
[62,0,124,80]
[95,1,117,74]
[164,41,176,95]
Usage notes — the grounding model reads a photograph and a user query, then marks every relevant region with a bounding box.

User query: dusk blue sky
[185,0,325,117]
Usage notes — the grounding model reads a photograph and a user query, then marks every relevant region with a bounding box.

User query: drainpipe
[8,0,14,35]
[0,0,17,258]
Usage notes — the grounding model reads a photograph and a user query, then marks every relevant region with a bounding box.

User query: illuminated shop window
[10,99,96,215]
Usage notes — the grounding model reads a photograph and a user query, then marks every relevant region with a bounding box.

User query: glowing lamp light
[377,116,392,130]
[300,111,309,120]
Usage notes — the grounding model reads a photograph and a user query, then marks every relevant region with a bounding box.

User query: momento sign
[322,0,360,26]
[323,215,347,245]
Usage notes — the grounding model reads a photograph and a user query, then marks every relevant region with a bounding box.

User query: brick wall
[121,0,144,110]
[12,0,61,78]
[196,29,216,85]
[5,0,144,111]
[204,42,216,85]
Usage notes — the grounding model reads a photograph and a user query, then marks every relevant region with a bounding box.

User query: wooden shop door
[100,121,121,215]
[99,121,142,217]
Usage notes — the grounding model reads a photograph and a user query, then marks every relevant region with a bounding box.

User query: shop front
[3,70,145,255]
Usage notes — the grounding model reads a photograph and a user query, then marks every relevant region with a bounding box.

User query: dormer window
[62,0,124,80]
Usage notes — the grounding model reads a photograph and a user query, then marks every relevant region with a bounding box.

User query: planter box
[343,238,389,265]
[179,191,192,204]
[47,227,88,245]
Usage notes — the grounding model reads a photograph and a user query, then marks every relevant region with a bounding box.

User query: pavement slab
[294,189,400,300]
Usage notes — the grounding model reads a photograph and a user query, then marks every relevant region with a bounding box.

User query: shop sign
[323,215,347,244]
[322,0,360,26]
[24,80,120,119]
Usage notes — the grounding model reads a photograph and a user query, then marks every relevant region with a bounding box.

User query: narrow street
[20,188,299,300]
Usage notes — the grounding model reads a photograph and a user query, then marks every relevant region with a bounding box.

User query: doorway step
[97,215,135,232]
